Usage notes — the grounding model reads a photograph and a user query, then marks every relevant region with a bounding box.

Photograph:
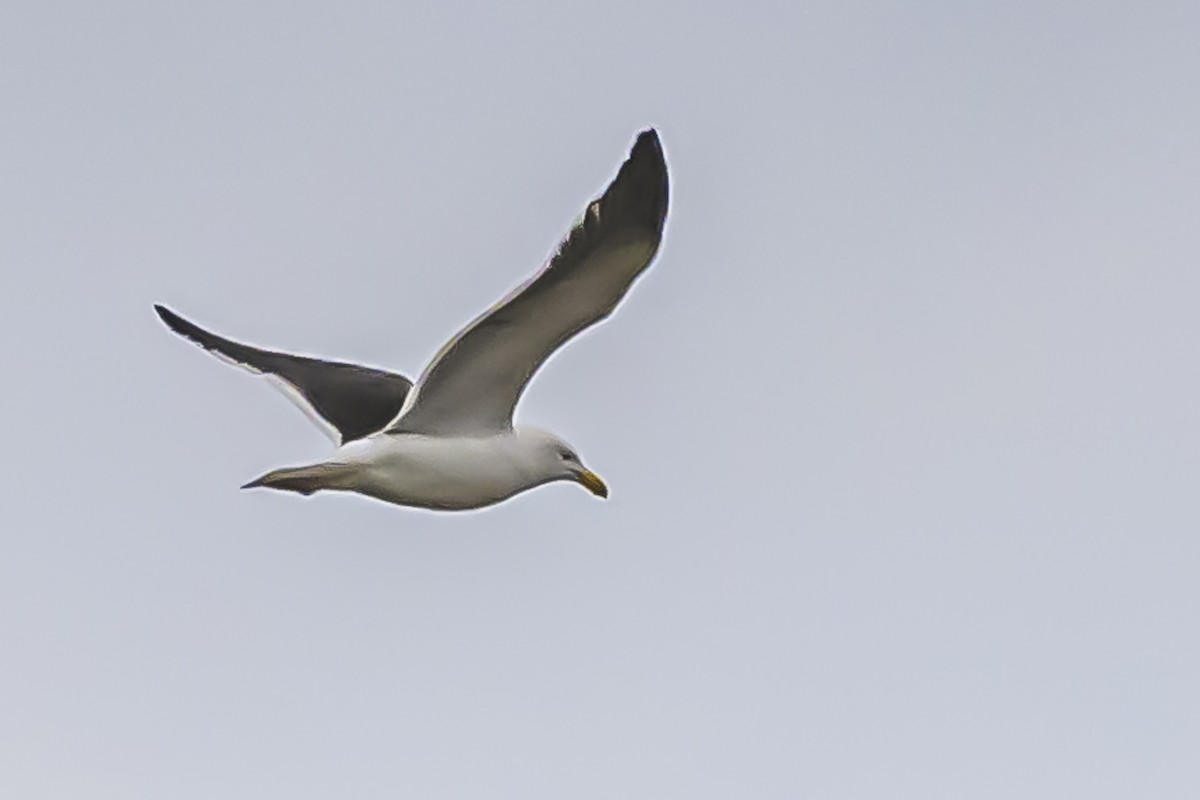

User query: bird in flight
[156,129,669,510]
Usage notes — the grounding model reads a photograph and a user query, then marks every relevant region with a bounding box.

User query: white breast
[334,431,547,510]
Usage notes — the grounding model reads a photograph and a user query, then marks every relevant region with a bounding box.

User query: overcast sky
[3,1,1199,797]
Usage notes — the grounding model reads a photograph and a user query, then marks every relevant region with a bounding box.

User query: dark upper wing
[387,128,669,436]
[155,305,412,443]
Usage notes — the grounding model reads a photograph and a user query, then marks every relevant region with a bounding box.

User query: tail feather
[241,463,356,496]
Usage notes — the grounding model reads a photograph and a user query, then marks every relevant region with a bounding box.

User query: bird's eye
[560,451,577,462]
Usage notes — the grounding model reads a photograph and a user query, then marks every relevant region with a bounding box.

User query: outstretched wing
[155,305,412,443]
[387,128,669,437]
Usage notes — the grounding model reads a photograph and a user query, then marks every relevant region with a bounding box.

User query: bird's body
[251,428,601,511]
[156,128,668,511]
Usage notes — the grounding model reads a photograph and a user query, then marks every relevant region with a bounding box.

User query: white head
[515,428,609,498]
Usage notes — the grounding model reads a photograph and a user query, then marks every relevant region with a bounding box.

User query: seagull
[155,128,669,510]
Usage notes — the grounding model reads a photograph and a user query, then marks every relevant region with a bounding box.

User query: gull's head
[517,429,608,499]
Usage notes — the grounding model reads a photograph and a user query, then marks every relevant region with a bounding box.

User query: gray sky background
[3,1,1199,797]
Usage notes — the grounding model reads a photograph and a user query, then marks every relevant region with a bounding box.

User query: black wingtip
[609,128,668,234]
[630,128,663,163]
[153,302,254,364]
[154,303,187,335]
[635,127,660,147]
[153,303,230,351]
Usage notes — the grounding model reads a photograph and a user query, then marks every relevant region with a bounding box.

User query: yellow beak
[576,468,609,498]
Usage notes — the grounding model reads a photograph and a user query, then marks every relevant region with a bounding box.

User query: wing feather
[155,305,412,443]
[387,129,669,436]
